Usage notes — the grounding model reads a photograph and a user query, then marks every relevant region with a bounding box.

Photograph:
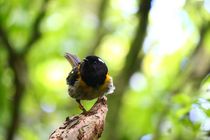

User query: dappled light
[0,0,210,140]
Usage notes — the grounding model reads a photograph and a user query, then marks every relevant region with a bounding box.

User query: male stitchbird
[65,53,115,112]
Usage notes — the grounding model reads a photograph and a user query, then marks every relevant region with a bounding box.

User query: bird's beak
[65,53,81,67]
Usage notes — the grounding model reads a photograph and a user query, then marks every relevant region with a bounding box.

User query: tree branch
[49,97,108,140]
[88,0,109,55]
[106,0,152,139]
[2,1,50,140]
[0,25,15,55]
[22,0,49,55]
[6,54,28,140]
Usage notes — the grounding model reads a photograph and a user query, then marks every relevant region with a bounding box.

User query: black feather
[67,67,79,86]
[80,56,108,87]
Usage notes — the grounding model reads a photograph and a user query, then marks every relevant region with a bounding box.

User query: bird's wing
[65,53,81,67]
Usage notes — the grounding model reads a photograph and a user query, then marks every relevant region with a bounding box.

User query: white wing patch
[98,58,105,63]
[106,77,115,94]
[83,58,88,62]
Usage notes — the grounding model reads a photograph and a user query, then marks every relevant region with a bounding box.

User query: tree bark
[49,97,108,140]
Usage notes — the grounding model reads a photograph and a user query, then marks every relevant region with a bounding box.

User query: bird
[65,53,115,112]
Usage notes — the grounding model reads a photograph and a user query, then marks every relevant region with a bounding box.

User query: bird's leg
[76,99,87,113]
[97,96,103,102]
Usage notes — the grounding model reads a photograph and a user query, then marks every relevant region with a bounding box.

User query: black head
[80,56,108,87]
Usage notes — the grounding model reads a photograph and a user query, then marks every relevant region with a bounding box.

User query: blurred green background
[0,0,210,140]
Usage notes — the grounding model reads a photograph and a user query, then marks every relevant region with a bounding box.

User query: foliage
[0,0,210,140]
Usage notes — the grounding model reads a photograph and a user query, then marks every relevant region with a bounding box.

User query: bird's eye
[94,61,97,64]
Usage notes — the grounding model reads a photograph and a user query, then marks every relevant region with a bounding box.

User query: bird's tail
[65,53,81,67]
